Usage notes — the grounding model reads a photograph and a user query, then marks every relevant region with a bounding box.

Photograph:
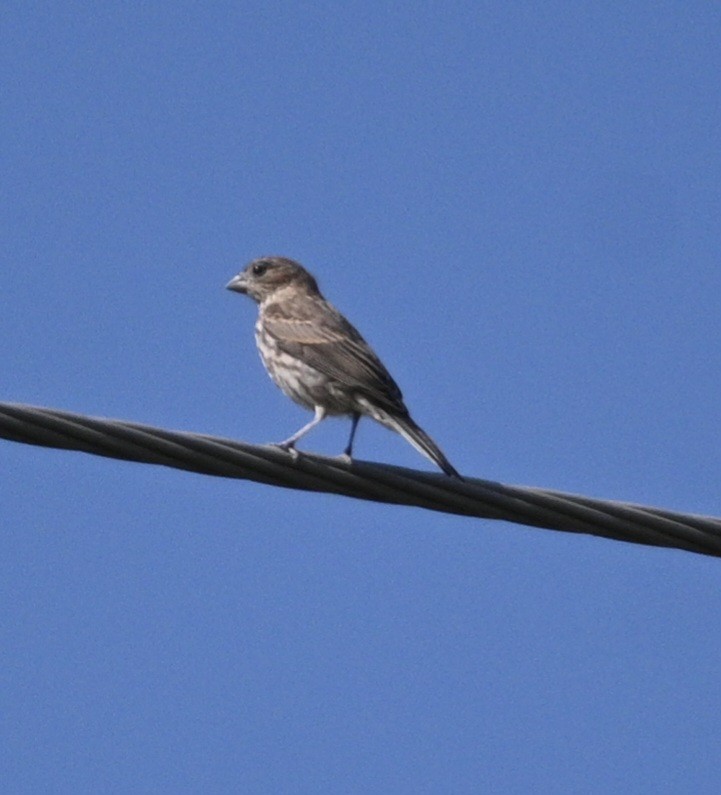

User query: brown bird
[226,256,461,478]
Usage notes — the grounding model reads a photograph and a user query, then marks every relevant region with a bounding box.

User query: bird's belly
[256,328,352,414]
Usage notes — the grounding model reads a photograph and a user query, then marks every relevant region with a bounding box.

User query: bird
[226,256,461,478]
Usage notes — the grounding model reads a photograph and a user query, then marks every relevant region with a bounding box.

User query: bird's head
[226,256,320,303]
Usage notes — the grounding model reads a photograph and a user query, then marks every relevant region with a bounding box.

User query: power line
[1,401,719,558]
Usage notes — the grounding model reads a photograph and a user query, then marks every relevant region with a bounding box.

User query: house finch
[226,256,460,478]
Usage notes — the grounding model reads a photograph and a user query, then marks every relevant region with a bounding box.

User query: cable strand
[1,402,720,558]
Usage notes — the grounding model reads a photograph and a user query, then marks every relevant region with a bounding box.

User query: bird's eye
[251,262,268,277]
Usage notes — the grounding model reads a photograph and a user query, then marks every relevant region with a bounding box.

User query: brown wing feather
[263,298,407,413]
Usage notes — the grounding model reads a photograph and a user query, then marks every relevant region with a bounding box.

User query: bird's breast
[255,321,352,414]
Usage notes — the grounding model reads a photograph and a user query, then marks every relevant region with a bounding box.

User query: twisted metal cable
[1,401,719,558]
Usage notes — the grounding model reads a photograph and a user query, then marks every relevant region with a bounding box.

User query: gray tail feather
[384,413,462,479]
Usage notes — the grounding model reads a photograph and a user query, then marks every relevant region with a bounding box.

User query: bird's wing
[263,299,406,412]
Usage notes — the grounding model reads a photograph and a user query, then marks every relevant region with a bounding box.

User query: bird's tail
[382,412,462,479]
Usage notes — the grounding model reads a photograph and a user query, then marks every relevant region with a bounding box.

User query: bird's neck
[259,285,292,312]
[260,284,319,313]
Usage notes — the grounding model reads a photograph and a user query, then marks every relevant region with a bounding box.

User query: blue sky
[2,2,721,791]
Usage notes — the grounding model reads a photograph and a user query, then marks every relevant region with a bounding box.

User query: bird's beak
[226,273,248,294]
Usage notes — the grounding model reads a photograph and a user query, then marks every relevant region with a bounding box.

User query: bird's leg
[277,406,326,451]
[342,413,361,459]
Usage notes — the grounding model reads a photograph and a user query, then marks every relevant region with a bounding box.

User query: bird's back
[260,288,408,416]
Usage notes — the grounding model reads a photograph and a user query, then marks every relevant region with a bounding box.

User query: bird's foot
[274,440,299,460]
[336,452,353,465]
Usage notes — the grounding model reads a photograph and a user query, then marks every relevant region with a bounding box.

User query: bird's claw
[274,441,299,460]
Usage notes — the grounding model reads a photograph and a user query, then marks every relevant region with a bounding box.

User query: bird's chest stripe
[254,322,329,408]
